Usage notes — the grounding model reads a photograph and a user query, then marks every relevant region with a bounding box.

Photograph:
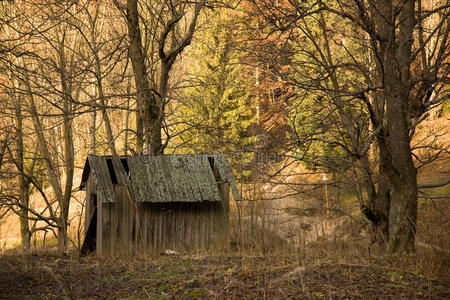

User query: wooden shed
[80,154,240,256]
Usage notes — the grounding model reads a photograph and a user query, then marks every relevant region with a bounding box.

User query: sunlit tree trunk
[13,95,31,252]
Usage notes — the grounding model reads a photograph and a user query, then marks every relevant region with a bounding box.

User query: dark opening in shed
[80,154,240,256]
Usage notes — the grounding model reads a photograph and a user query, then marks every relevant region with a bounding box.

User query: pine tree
[172,12,256,179]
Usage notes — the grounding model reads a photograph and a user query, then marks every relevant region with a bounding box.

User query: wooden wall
[87,183,230,256]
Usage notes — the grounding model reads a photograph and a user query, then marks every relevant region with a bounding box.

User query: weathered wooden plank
[204,206,208,249]
[88,155,116,203]
[155,209,159,250]
[183,207,187,251]
[102,203,111,255]
[179,208,184,251]
[113,187,120,254]
[109,202,114,254]
[167,210,172,249]
[208,204,213,248]
[149,207,154,249]
[121,186,129,255]
[213,154,241,201]
[175,208,180,250]
[84,174,93,241]
[199,208,204,249]
[169,210,174,249]
[128,188,134,255]
[96,193,103,257]
[115,186,123,255]
[198,156,222,201]
[149,204,156,250]
[146,206,152,249]
[140,207,147,250]
[220,182,230,242]
[126,157,142,202]
[202,205,207,249]
[158,210,163,251]
[192,207,197,250]
[163,211,168,250]
[194,208,198,249]
[186,206,192,251]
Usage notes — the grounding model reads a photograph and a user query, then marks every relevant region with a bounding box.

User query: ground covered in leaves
[0,252,448,299]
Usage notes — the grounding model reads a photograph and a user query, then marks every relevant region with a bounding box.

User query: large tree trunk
[383,82,417,253]
[123,0,204,155]
[126,0,162,155]
[384,81,418,253]
[375,0,418,253]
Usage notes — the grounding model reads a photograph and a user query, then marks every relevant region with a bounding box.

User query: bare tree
[247,0,450,252]
[113,0,207,154]
[0,1,86,253]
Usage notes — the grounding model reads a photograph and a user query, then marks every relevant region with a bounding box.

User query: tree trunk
[123,0,204,155]
[14,84,31,253]
[126,0,162,155]
[90,107,96,155]
[26,71,67,253]
[59,112,73,254]
[124,90,131,155]
[59,95,74,254]
[384,83,418,253]
[19,211,31,252]
[382,84,417,253]
[359,154,389,252]
[375,0,418,253]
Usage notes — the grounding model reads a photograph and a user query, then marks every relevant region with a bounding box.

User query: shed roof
[80,154,241,203]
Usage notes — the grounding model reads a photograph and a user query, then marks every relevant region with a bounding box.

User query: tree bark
[376,0,418,253]
[123,0,204,154]
[59,88,74,254]
[14,98,31,253]
[126,0,162,155]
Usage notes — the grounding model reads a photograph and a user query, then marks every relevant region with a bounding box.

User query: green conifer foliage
[172,12,257,180]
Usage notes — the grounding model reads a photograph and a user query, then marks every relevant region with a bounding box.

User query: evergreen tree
[172,13,256,179]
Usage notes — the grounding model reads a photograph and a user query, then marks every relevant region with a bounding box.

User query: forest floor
[0,250,449,299]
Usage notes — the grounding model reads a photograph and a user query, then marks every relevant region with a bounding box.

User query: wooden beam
[96,192,103,257]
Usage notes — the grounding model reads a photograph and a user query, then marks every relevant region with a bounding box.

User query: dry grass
[0,247,448,299]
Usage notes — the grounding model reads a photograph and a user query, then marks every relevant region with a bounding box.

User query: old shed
[80,154,240,256]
